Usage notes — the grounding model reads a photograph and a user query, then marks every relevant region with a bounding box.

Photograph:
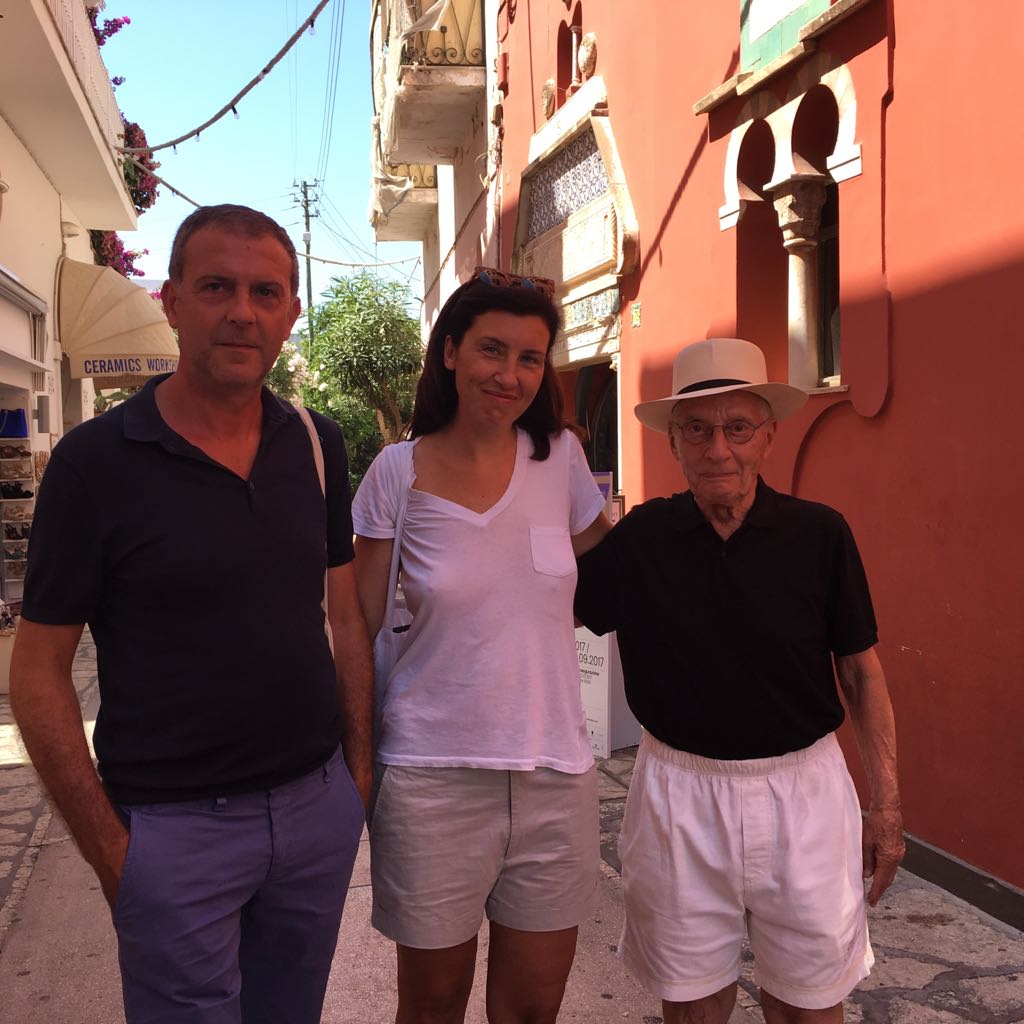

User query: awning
[58,258,178,387]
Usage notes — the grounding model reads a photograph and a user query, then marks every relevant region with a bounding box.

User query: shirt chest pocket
[529,526,575,577]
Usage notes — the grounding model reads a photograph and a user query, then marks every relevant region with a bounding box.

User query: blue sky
[101,0,421,318]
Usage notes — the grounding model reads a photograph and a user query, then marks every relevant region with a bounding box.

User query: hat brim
[634,382,808,433]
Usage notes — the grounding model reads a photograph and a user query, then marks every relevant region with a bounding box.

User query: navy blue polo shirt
[23,375,355,803]
[574,479,878,759]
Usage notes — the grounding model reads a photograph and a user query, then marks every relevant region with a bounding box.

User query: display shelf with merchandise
[0,435,33,601]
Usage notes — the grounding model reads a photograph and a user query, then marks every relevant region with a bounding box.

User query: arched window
[736,120,789,382]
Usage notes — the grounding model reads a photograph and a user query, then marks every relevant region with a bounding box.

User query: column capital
[771,175,829,251]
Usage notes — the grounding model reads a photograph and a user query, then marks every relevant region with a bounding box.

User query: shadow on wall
[631,49,739,295]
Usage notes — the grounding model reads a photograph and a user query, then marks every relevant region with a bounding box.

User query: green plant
[300,387,383,493]
[121,117,158,214]
[88,11,160,273]
[89,229,147,278]
[305,272,423,446]
[94,386,140,413]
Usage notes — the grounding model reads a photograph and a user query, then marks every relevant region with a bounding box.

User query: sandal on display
[0,482,33,499]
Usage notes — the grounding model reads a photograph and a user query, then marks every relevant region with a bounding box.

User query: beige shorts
[619,731,873,1010]
[369,764,599,949]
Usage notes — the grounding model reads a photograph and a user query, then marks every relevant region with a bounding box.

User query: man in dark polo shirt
[575,338,904,1024]
[10,205,373,1023]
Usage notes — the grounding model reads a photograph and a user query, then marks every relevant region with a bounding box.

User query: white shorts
[618,731,873,1009]
[369,764,599,949]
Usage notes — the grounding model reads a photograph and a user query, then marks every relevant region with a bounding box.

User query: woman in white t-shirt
[353,267,609,1024]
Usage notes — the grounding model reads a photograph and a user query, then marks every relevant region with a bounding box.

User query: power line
[315,0,347,183]
[317,204,358,250]
[317,215,363,263]
[288,0,299,176]
[307,252,420,268]
[118,0,333,155]
[125,161,420,271]
[123,155,201,208]
[319,191,382,262]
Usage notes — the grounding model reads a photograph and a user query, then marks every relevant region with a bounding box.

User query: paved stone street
[0,636,1022,1022]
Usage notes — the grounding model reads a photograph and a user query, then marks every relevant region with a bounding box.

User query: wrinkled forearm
[837,648,905,902]
[837,649,901,808]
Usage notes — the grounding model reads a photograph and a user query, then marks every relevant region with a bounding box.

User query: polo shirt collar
[743,477,783,528]
[669,490,707,532]
[123,373,299,446]
[672,476,782,532]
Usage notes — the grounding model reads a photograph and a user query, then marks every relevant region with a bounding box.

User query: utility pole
[296,179,317,356]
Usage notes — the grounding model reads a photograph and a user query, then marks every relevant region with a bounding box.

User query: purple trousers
[112,747,364,1024]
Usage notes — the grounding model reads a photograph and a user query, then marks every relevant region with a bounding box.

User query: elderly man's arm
[835,646,905,905]
[10,620,129,909]
[327,562,374,809]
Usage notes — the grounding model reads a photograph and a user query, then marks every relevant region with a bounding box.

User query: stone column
[771,177,828,390]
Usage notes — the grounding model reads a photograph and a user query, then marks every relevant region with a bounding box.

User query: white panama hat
[634,338,808,433]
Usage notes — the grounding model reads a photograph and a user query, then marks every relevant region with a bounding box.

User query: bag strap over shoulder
[295,405,326,495]
[294,406,332,655]
[381,443,414,634]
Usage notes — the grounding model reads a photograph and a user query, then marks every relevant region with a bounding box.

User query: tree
[265,341,308,403]
[304,390,383,495]
[305,272,423,446]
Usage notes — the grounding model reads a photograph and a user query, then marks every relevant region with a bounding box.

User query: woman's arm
[353,535,395,639]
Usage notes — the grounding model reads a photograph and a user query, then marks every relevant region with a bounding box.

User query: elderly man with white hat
[574,339,903,1024]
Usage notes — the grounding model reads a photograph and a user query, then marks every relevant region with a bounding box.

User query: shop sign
[75,354,178,378]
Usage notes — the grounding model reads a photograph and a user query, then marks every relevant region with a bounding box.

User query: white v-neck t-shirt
[353,428,605,773]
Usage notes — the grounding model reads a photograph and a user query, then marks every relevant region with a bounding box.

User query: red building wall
[493,0,1024,889]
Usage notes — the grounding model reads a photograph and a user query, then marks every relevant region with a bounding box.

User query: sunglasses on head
[470,266,556,301]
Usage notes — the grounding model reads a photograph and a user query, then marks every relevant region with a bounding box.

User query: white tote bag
[373,445,414,686]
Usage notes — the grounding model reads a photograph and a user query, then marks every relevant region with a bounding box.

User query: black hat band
[676,378,749,395]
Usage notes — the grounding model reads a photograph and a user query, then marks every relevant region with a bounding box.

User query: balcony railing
[388,164,438,188]
[371,0,485,165]
[401,0,484,67]
[44,0,123,153]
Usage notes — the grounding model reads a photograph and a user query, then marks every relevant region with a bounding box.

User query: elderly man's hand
[863,804,905,905]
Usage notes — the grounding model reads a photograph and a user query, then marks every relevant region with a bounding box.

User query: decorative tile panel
[526,128,609,242]
[563,287,621,331]
[550,316,621,369]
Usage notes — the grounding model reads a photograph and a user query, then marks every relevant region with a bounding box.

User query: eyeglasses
[470,266,556,300]
[670,418,772,446]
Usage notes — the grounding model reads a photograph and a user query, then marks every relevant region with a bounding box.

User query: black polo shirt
[574,479,877,759]
[23,375,355,803]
